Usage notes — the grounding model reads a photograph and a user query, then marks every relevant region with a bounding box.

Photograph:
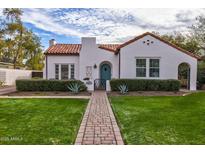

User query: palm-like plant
[67,83,82,94]
[118,84,128,94]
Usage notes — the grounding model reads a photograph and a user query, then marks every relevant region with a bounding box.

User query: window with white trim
[55,64,75,80]
[136,58,146,77]
[149,59,160,77]
[70,64,75,79]
[55,64,59,79]
[61,64,69,80]
[136,58,160,78]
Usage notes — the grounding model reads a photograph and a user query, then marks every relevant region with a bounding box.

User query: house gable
[115,32,201,60]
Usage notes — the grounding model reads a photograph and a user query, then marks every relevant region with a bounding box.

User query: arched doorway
[100,63,111,80]
[94,62,111,90]
[178,63,190,90]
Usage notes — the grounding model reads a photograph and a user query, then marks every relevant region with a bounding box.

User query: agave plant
[118,84,128,94]
[67,82,82,93]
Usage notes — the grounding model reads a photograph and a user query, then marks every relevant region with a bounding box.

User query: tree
[0,8,44,70]
[23,30,44,70]
[191,16,205,51]
[191,16,205,88]
[154,31,200,55]
[3,8,24,68]
[3,8,22,23]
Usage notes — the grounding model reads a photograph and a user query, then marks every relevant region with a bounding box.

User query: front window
[149,59,159,77]
[136,59,146,77]
[55,64,75,80]
[55,64,59,79]
[70,64,75,79]
[61,64,69,80]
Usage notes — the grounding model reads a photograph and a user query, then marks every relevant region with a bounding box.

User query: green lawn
[111,92,205,145]
[0,98,88,145]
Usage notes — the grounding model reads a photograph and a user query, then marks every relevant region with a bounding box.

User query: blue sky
[1,8,205,50]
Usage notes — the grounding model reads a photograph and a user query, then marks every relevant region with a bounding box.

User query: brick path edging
[75,91,124,145]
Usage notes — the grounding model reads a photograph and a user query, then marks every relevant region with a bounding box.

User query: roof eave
[44,53,79,56]
[98,46,117,53]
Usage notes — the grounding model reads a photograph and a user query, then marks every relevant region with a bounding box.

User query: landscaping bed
[16,79,87,91]
[0,98,88,145]
[0,85,13,89]
[108,91,187,96]
[110,79,180,91]
[111,92,205,144]
[5,91,91,96]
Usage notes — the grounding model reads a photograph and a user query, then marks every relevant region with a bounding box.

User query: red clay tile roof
[98,44,120,53]
[45,43,120,55]
[45,44,81,55]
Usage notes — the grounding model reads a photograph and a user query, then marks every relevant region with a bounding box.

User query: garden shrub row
[16,79,87,91]
[110,79,180,91]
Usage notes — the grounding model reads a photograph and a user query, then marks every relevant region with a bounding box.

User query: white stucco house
[43,32,201,91]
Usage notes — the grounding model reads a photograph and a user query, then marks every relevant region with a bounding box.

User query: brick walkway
[75,91,124,145]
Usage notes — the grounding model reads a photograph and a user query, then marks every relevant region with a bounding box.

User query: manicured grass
[111,92,205,145]
[0,98,88,145]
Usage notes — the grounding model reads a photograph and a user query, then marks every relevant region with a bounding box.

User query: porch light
[93,64,97,69]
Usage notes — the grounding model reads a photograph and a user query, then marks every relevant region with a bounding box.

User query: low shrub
[16,79,87,91]
[110,79,180,91]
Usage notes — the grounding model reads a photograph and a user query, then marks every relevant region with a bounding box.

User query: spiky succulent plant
[118,84,128,94]
[67,83,82,93]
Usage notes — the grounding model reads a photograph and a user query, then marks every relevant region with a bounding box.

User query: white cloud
[2,8,205,43]
[53,8,205,43]
[22,9,86,37]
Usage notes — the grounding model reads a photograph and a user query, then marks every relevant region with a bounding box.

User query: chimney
[49,39,56,47]
[81,37,96,48]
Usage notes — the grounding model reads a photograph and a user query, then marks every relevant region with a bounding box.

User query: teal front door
[100,64,111,80]
[94,64,111,90]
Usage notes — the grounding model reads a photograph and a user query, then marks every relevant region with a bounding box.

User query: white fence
[0,68,32,85]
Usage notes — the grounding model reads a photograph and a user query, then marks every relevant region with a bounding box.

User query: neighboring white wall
[120,35,198,90]
[45,55,79,80]
[0,68,32,85]
[79,37,119,91]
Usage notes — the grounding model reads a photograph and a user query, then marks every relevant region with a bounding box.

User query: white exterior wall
[43,34,198,91]
[45,55,79,80]
[0,68,32,85]
[79,37,119,91]
[120,35,197,90]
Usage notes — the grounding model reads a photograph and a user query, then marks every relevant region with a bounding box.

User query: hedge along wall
[110,79,180,91]
[16,79,87,91]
